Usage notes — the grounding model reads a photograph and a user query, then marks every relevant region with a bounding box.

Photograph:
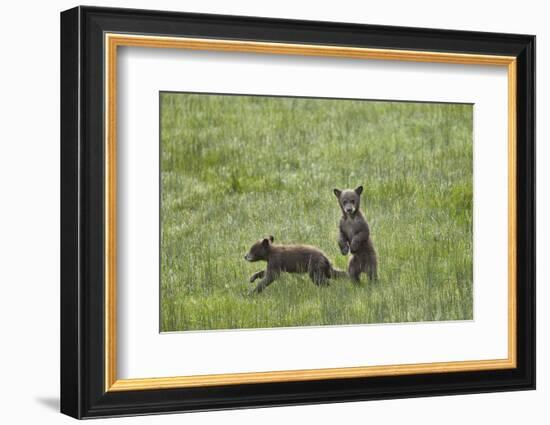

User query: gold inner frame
[104,33,517,392]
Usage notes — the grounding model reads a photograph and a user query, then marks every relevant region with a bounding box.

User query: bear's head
[333,186,363,216]
[244,236,274,262]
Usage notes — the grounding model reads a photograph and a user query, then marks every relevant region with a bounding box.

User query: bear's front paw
[249,271,265,283]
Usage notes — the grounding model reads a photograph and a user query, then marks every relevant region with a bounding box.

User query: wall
[0,1,545,423]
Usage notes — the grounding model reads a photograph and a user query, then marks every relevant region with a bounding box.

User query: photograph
[159,92,474,332]
[58,5,535,419]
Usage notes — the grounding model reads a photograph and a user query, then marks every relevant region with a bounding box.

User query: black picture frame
[61,5,535,419]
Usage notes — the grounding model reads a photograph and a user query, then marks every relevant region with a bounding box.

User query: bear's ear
[262,238,271,247]
[333,189,342,198]
[354,186,363,195]
[268,235,274,243]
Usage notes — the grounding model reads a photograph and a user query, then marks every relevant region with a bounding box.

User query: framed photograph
[60,6,535,419]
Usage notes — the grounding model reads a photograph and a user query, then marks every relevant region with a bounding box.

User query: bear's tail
[329,266,347,279]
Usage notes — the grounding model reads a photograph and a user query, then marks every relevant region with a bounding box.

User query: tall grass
[160,93,473,332]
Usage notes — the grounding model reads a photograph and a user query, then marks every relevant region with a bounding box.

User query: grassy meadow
[160,92,473,332]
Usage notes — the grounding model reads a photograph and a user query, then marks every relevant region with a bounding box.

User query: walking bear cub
[245,236,345,294]
[333,186,378,282]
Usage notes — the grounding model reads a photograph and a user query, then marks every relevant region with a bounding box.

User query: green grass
[160,92,473,332]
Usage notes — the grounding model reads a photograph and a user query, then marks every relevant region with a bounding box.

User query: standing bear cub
[333,186,378,282]
[245,236,346,294]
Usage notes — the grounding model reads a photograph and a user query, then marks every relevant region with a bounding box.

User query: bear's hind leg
[366,263,377,281]
[348,255,362,284]
[309,267,329,286]
[366,250,378,281]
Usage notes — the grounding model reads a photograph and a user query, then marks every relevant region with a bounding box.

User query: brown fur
[245,236,346,294]
[333,186,378,282]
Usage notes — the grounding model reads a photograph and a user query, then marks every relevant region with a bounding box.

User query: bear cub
[245,235,345,294]
[333,186,378,282]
